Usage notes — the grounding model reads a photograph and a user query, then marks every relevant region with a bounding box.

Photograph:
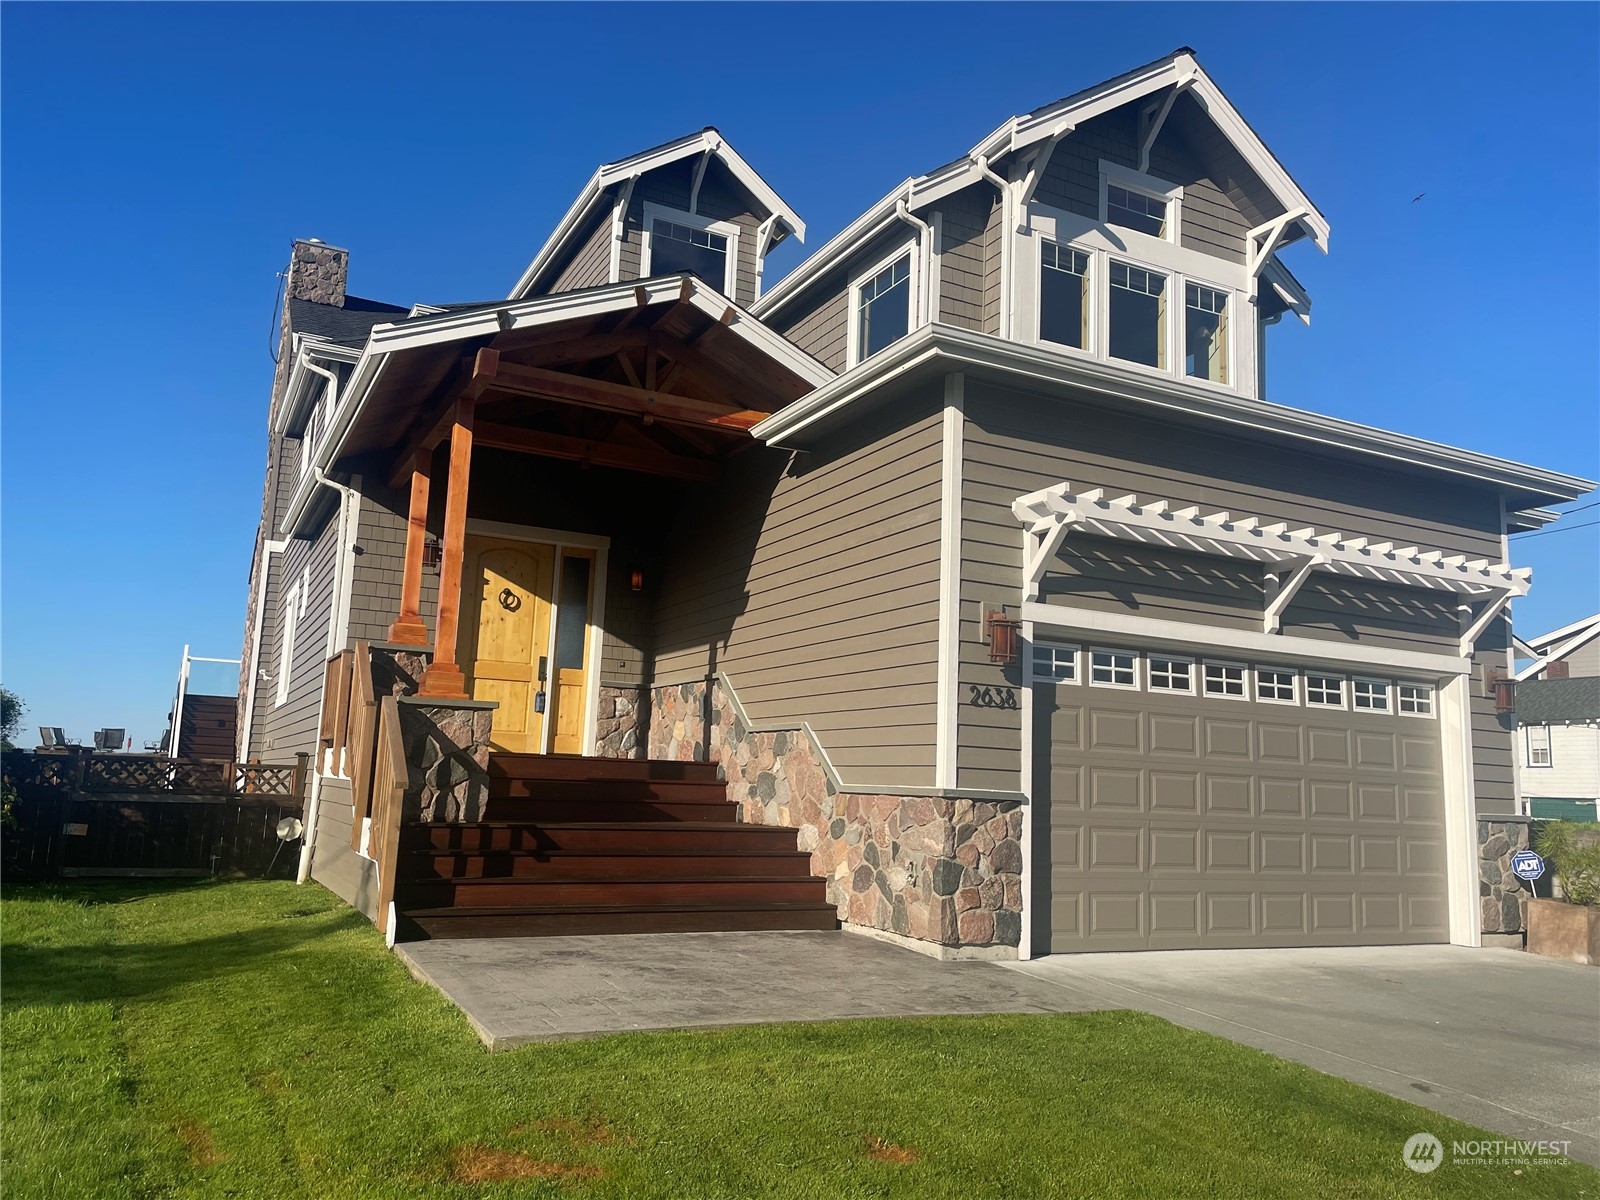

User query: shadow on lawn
[1,880,372,1009]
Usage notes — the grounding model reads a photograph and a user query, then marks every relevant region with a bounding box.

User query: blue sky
[3,3,1596,746]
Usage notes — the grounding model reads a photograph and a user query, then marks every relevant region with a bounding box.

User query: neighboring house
[1513,614,1600,819]
[235,48,1593,957]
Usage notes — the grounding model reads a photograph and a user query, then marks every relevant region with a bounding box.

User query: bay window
[1040,242,1090,350]
[1109,261,1167,369]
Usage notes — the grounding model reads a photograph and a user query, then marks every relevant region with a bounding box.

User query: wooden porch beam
[475,422,719,482]
[416,397,476,700]
[474,356,770,431]
[386,450,432,646]
[383,349,496,489]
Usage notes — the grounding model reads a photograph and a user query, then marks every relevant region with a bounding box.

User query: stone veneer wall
[595,685,648,759]
[1478,818,1532,936]
[368,645,493,823]
[649,680,1022,956]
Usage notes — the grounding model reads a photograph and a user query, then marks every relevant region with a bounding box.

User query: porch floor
[394,929,1095,1050]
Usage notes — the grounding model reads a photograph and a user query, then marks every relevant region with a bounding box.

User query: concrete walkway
[396,930,1096,1050]
[1005,945,1600,1167]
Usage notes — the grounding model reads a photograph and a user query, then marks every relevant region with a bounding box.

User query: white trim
[1350,676,1393,713]
[1438,674,1481,946]
[239,538,287,760]
[1099,160,1183,245]
[1018,617,1036,960]
[639,202,741,296]
[607,174,638,284]
[747,323,1594,506]
[1396,682,1437,719]
[1200,659,1249,701]
[846,241,919,369]
[935,373,965,789]
[1021,601,1473,678]
[1087,646,1140,690]
[1523,724,1553,768]
[1030,640,1080,684]
[275,578,301,709]
[1146,652,1196,695]
[1254,665,1300,706]
[1304,670,1348,710]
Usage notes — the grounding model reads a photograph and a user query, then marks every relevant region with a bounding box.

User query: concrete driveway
[1005,944,1600,1166]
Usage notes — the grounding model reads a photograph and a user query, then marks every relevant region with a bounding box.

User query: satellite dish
[275,817,304,842]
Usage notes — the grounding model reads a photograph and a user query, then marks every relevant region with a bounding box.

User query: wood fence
[320,641,408,934]
[2,749,307,881]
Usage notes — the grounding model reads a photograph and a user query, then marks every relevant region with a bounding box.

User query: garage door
[1035,643,1449,952]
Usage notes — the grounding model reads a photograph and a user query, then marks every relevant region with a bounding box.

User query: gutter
[751,324,1596,504]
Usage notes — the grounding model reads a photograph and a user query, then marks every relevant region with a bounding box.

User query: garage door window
[1034,642,1079,683]
[1256,668,1298,704]
[1148,655,1194,693]
[1352,678,1391,712]
[1397,684,1435,717]
[1306,674,1346,708]
[1090,648,1138,689]
[1202,662,1247,699]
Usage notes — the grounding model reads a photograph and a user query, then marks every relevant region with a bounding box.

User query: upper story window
[641,204,738,295]
[1185,283,1229,385]
[851,250,912,364]
[1040,243,1090,351]
[1109,262,1167,369]
[1525,725,1552,767]
[1106,183,1169,239]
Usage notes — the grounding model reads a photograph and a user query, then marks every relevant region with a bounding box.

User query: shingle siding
[936,186,995,331]
[618,159,764,306]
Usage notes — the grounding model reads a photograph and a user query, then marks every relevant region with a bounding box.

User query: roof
[1517,676,1600,724]
[288,295,409,346]
[507,129,806,300]
[1515,613,1600,680]
[1527,613,1600,651]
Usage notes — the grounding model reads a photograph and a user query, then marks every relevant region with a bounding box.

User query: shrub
[1533,821,1600,906]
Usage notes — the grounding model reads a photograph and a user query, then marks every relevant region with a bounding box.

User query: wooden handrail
[370,694,408,937]
[347,641,378,852]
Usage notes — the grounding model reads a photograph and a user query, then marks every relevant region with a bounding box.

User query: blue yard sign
[1510,849,1545,882]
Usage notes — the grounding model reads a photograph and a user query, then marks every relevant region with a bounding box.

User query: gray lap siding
[652,391,946,786]
[261,501,340,759]
[958,377,1506,793]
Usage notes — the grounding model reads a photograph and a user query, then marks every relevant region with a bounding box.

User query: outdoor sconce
[422,534,442,572]
[986,610,1021,664]
[630,568,644,592]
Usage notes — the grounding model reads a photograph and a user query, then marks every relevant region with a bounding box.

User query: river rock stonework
[1479,818,1532,935]
[647,679,1022,955]
[396,699,494,822]
[595,686,647,759]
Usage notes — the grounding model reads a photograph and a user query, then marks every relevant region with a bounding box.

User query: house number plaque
[967,685,1018,709]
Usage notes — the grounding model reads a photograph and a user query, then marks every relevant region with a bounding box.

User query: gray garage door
[1036,650,1449,952]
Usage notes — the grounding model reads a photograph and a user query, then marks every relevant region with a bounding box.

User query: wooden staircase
[391,755,838,940]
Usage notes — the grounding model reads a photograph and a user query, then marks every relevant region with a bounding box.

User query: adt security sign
[1511,849,1545,882]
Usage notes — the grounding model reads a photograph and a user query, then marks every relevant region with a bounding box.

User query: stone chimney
[286,238,348,307]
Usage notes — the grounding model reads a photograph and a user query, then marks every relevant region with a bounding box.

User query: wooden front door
[462,537,555,753]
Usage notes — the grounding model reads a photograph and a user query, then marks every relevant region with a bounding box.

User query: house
[1513,614,1600,820]
[234,48,1593,957]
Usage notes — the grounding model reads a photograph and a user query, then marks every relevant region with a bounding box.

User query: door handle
[498,588,521,611]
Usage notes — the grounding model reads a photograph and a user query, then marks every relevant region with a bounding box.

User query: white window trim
[1032,641,1080,684]
[1351,677,1393,713]
[1304,672,1348,710]
[846,241,919,368]
[1255,666,1300,706]
[1524,725,1553,768]
[1397,683,1437,719]
[1088,646,1140,691]
[1201,659,1250,701]
[1099,160,1183,245]
[1181,275,1236,390]
[275,579,301,709]
[639,201,740,297]
[1036,238,1096,361]
[1147,653,1196,695]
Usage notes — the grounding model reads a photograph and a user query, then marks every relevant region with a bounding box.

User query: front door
[462,537,555,753]
[462,535,598,755]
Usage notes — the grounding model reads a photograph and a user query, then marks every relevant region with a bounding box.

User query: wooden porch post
[417,399,475,699]
[387,450,432,645]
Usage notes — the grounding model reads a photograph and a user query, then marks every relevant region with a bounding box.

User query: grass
[2,880,1593,1199]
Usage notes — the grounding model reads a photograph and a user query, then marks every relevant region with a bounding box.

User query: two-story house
[237,48,1592,957]
[1513,614,1600,820]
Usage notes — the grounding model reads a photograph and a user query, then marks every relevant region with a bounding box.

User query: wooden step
[483,796,740,824]
[488,754,721,784]
[401,849,817,882]
[401,821,802,855]
[397,875,827,910]
[396,900,839,941]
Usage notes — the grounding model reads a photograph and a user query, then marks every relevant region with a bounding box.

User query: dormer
[508,129,805,308]
[755,49,1327,401]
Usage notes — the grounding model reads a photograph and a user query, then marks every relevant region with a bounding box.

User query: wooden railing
[320,640,408,935]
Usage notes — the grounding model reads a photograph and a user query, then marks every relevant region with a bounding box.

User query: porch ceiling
[338,278,823,484]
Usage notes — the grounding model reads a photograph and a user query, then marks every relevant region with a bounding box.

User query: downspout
[297,356,359,885]
[893,198,934,325]
[973,155,1012,338]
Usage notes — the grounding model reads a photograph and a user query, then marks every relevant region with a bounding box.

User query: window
[276,580,301,708]
[1257,668,1298,704]
[1306,673,1345,708]
[1106,183,1168,238]
[1525,725,1552,767]
[1185,283,1229,385]
[1148,655,1194,693]
[646,217,730,290]
[1352,678,1391,712]
[1202,661,1247,699]
[1040,242,1090,351]
[1089,648,1138,689]
[1033,642,1079,683]
[1398,684,1435,717]
[1109,261,1167,369]
[854,253,912,362]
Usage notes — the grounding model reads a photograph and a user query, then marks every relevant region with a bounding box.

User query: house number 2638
[968,685,1019,709]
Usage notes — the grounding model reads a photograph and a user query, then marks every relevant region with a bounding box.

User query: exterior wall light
[986,610,1021,664]
[630,568,644,592]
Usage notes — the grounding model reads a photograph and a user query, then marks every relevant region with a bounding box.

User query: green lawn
[2,881,1591,1199]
